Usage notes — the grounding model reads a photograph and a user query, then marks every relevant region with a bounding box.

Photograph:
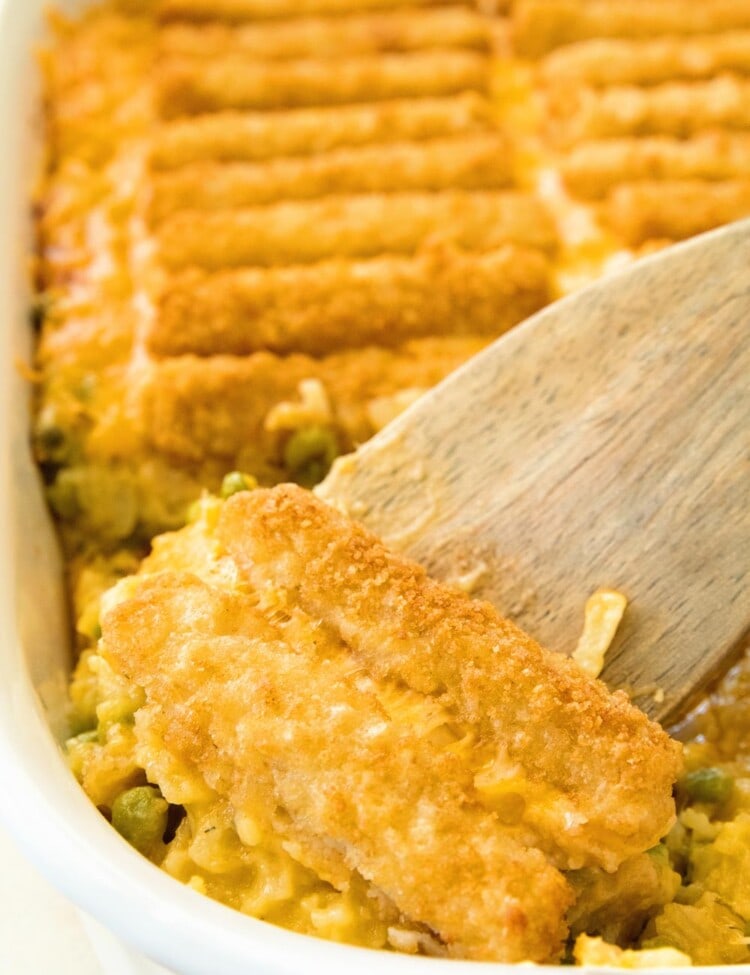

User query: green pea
[47,471,80,521]
[111,786,169,855]
[220,470,257,499]
[646,843,669,863]
[283,425,339,488]
[683,767,734,804]
[66,729,99,748]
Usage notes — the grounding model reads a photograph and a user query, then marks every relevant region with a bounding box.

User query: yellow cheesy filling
[30,0,750,965]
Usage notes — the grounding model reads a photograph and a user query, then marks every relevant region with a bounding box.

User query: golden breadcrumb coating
[542,33,750,88]
[159,7,490,60]
[101,570,573,963]
[514,0,750,58]
[97,485,683,959]
[148,134,513,222]
[560,133,750,199]
[550,76,750,146]
[150,94,494,169]
[156,191,556,270]
[218,486,683,873]
[149,244,550,357]
[606,179,750,244]
[157,50,489,117]
[158,0,462,22]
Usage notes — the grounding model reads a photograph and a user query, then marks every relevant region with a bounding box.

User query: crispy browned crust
[149,244,550,357]
[158,0,461,22]
[549,76,750,146]
[150,94,493,169]
[139,338,486,464]
[218,486,683,873]
[514,0,750,58]
[560,133,750,199]
[102,570,573,962]
[39,8,154,96]
[156,191,556,270]
[157,50,489,118]
[40,10,154,166]
[542,33,750,89]
[159,7,490,60]
[148,134,513,223]
[606,178,750,244]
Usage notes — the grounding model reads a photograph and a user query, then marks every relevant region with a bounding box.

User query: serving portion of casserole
[32,0,750,966]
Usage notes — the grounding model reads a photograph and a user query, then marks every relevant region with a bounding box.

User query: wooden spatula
[319,220,750,725]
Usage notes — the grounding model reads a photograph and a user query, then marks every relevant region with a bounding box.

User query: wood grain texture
[320,220,750,723]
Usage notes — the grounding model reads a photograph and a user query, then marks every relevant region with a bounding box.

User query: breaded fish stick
[40,9,154,94]
[159,0,460,22]
[543,33,750,89]
[149,245,550,357]
[219,486,682,872]
[157,191,556,270]
[514,0,750,58]
[561,134,750,199]
[551,76,750,146]
[150,95,494,169]
[158,50,489,117]
[160,8,489,60]
[102,572,573,963]
[607,179,750,244]
[149,135,513,223]
[140,337,486,464]
[41,10,153,165]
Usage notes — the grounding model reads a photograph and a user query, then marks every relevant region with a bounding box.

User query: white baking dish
[0,1,729,972]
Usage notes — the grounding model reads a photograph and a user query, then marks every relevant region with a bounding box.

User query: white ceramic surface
[0,816,173,973]
[0,2,737,974]
[0,823,103,975]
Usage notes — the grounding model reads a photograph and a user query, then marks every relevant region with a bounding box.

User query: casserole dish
[0,1,741,973]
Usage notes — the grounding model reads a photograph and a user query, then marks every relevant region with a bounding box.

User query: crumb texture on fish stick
[150,94,494,169]
[159,8,490,60]
[560,133,750,199]
[149,245,550,357]
[148,134,513,222]
[550,76,750,145]
[158,0,461,22]
[218,485,683,873]
[542,33,750,88]
[157,50,489,117]
[101,571,573,963]
[156,191,556,270]
[514,0,750,58]
[606,179,750,244]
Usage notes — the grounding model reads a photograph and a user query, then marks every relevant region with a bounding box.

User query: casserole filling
[31,0,750,965]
